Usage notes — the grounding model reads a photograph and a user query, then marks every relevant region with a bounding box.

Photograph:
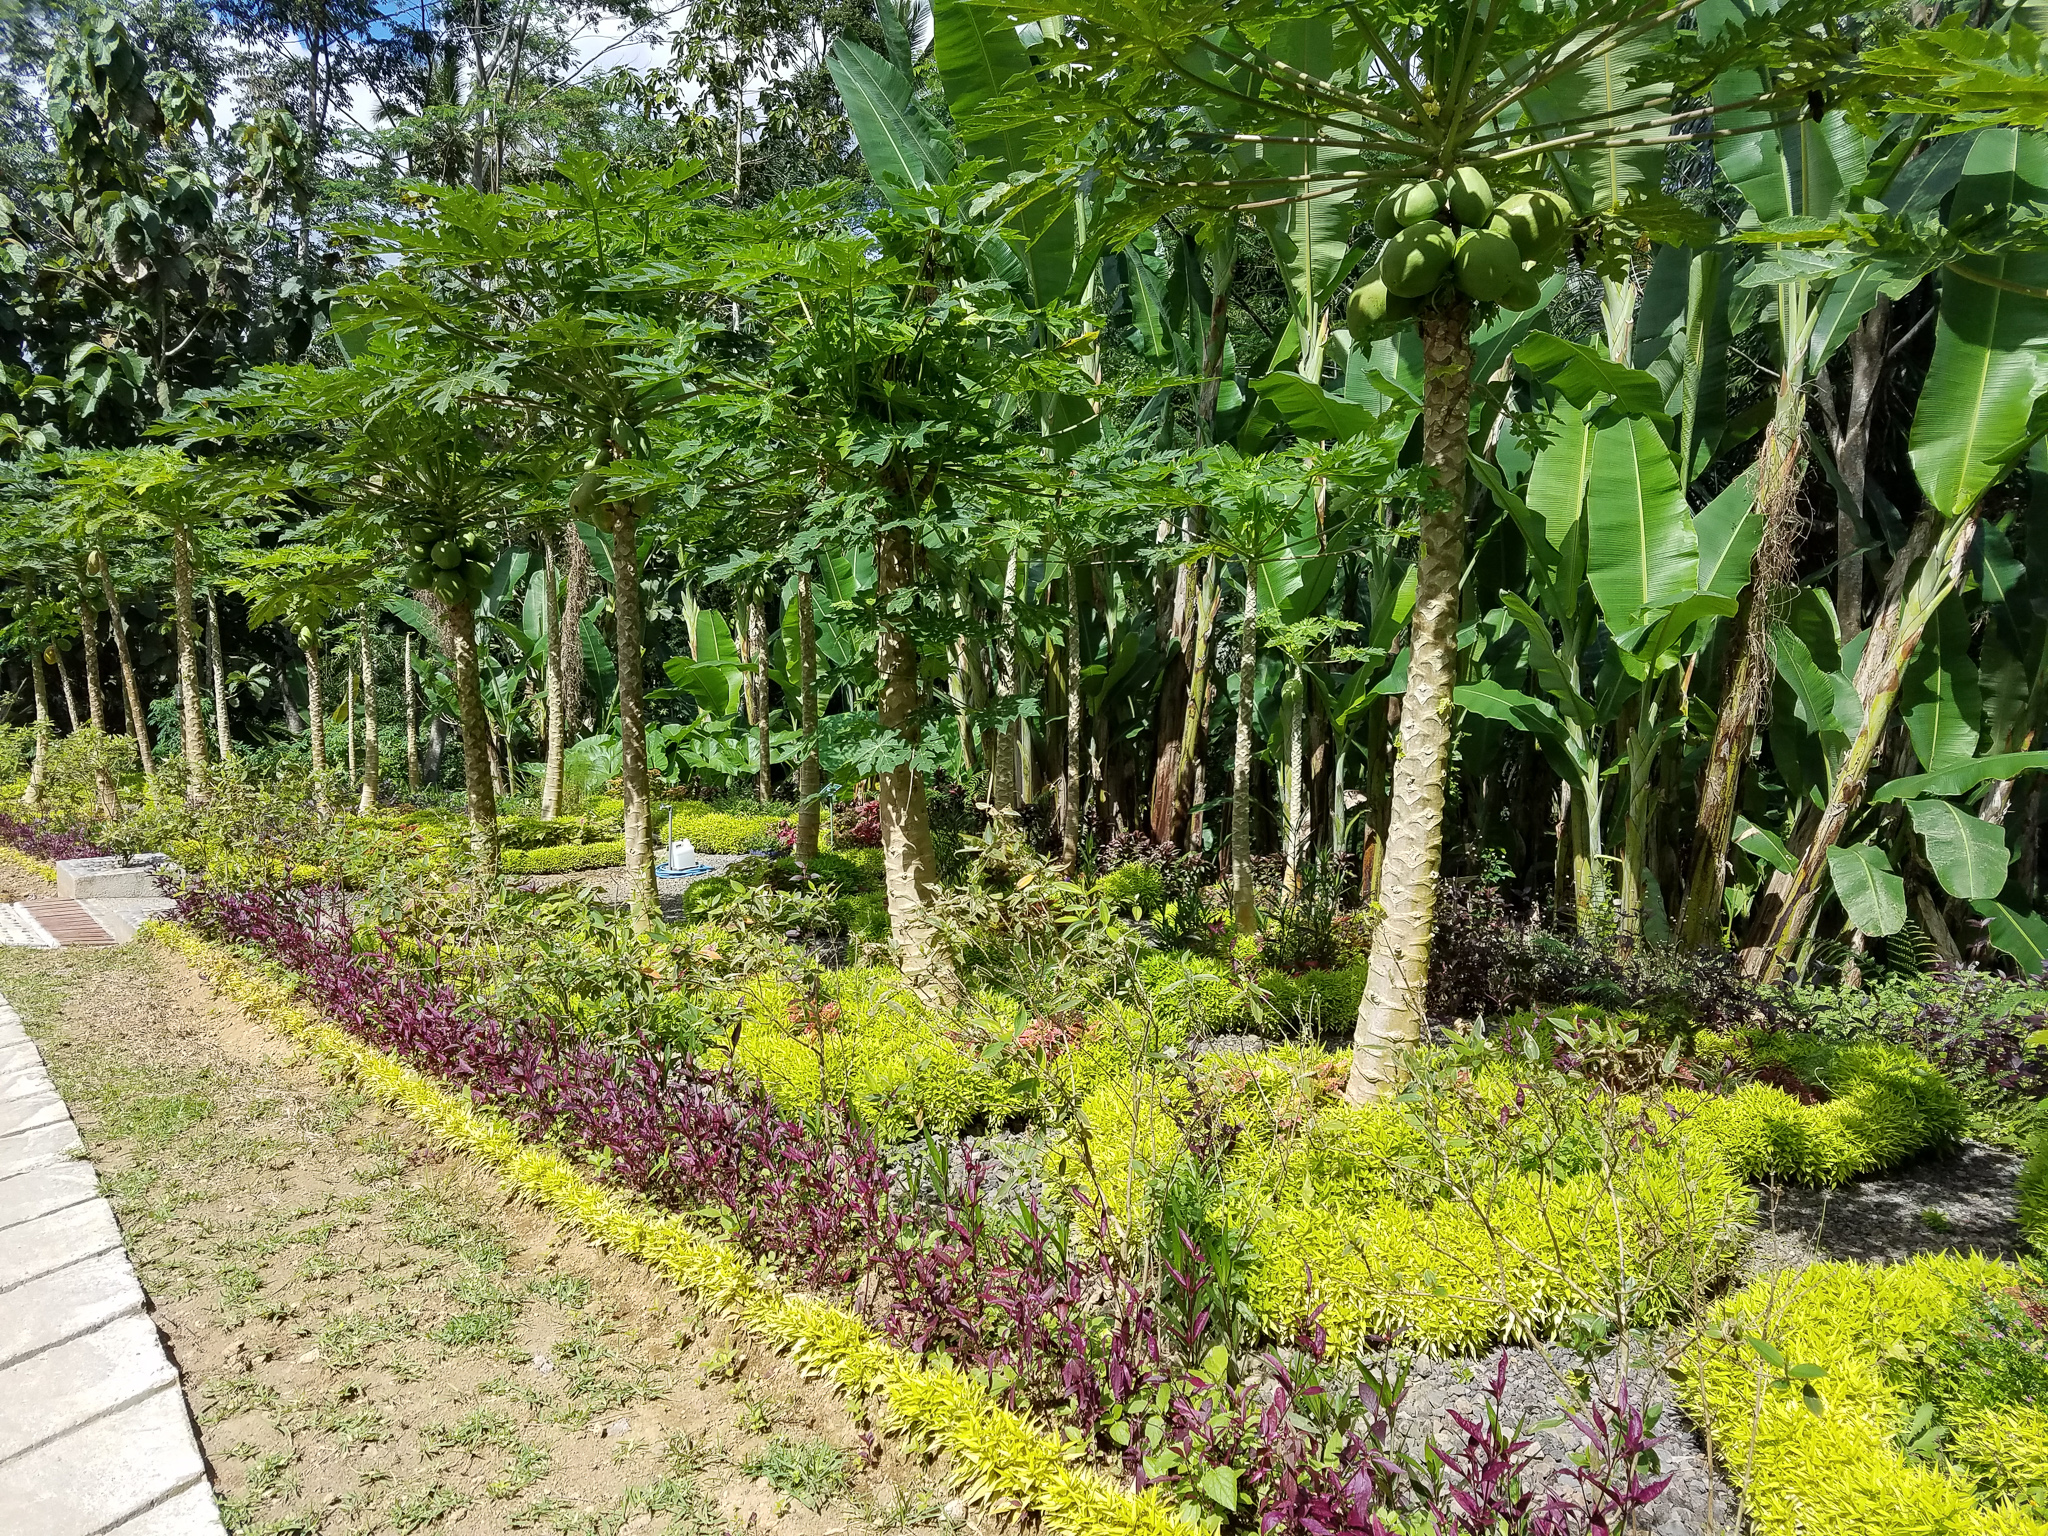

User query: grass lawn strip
[146,920,1185,1536]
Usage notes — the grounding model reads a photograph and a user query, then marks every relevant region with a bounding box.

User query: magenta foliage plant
[0,811,108,861]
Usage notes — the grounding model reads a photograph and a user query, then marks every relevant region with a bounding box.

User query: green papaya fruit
[1379,220,1455,298]
[432,573,462,606]
[1446,166,1494,228]
[1372,194,1402,240]
[430,538,462,571]
[1392,181,1445,229]
[1453,229,1520,302]
[1345,279,1417,340]
[569,471,601,516]
[1501,266,1545,313]
[1497,190,1572,260]
[405,562,435,589]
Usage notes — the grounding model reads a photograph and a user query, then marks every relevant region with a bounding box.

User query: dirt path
[0,941,958,1536]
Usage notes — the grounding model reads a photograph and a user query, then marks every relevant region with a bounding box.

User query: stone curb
[0,993,225,1536]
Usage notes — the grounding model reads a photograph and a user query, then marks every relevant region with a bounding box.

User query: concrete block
[79,899,177,945]
[104,1483,227,1536]
[0,1019,26,1046]
[1,1063,53,1100]
[0,1160,99,1232]
[0,1090,68,1138]
[0,1039,42,1076]
[0,1197,123,1292]
[0,1250,143,1369]
[53,856,175,902]
[0,1310,177,1464]
[0,1385,207,1536]
[0,1117,83,1176]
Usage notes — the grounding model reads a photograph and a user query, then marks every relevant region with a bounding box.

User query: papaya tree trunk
[1061,559,1084,874]
[78,587,117,818]
[345,669,358,789]
[1347,307,1474,1104]
[446,597,500,880]
[559,520,592,743]
[404,635,421,794]
[750,589,773,805]
[539,529,566,819]
[303,641,329,817]
[795,570,821,864]
[989,550,1019,817]
[1740,511,1967,979]
[1677,364,1806,949]
[206,589,231,763]
[170,524,206,802]
[27,650,49,808]
[1173,559,1222,851]
[610,501,656,924]
[875,520,953,995]
[99,563,154,784]
[358,610,380,812]
[1230,571,1259,934]
[52,645,79,735]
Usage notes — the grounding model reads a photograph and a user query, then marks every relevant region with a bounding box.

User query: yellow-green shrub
[1139,953,1247,1037]
[727,968,995,1141]
[1254,965,1369,1038]
[669,803,789,854]
[1682,1255,2048,1536]
[2020,1133,2048,1252]
[1680,1032,1965,1185]
[503,840,626,875]
[1092,863,1164,913]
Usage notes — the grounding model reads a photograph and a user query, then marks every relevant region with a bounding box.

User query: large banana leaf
[1250,374,1381,442]
[1975,899,2048,975]
[1243,17,1360,328]
[827,39,953,197]
[1586,415,1696,625]
[1873,750,2048,804]
[1900,598,1981,775]
[1524,29,1669,213]
[1909,128,2048,517]
[1514,334,1670,423]
[1908,798,2012,900]
[1695,467,1764,601]
[1525,402,1594,557]
[930,0,1076,304]
[1827,841,1908,936]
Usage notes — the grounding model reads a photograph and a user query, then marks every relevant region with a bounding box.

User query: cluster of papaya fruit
[1347,169,1573,338]
[402,526,495,608]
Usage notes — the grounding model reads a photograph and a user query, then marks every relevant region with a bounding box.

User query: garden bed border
[138,918,1185,1536]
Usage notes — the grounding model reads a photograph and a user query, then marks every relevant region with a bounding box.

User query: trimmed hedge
[669,803,788,854]
[503,840,626,875]
[1092,863,1164,913]
[1683,1254,2048,1536]
[2021,1132,2048,1252]
[1256,965,1369,1037]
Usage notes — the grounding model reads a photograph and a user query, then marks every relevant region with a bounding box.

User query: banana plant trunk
[1230,572,1259,934]
[404,635,421,794]
[795,571,822,864]
[26,650,49,808]
[1740,511,1967,979]
[539,530,566,819]
[446,598,500,880]
[609,501,655,924]
[1677,365,1807,949]
[170,524,207,803]
[358,611,380,813]
[875,521,953,996]
[304,641,329,817]
[206,590,231,763]
[1347,307,1474,1104]
[99,563,154,785]
[1617,680,1669,950]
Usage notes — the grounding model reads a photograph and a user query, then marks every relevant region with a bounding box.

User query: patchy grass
[0,941,957,1536]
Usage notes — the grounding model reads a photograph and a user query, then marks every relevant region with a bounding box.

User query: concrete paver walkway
[0,991,224,1535]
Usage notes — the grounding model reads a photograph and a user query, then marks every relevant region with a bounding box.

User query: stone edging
[0,989,226,1536]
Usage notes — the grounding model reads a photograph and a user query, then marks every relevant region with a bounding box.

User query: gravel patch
[1754,1139,2025,1269]
[1382,1346,1740,1535]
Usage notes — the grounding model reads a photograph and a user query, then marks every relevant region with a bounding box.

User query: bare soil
[0,941,961,1536]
